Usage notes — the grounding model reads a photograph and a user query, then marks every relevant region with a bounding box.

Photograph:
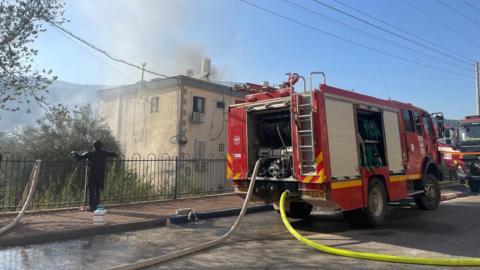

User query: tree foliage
[0,104,122,160]
[0,0,65,112]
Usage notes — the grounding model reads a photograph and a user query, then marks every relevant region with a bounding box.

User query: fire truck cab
[227,72,444,226]
[453,116,480,192]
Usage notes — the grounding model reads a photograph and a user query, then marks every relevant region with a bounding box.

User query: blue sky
[32,0,480,119]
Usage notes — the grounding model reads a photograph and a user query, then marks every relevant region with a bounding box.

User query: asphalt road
[1,190,480,270]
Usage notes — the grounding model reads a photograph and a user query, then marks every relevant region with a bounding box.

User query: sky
[31,0,480,119]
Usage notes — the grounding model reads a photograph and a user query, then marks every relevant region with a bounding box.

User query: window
[219,143,225,152]
[150,96,159,113]
[402,109,415,132]
[422,113,432,135]
[194,140,206,157]
[193,96,205,113]
[216,101,225,109]
[413,111,422,135]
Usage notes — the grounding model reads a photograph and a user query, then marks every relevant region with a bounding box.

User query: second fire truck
[228,72,445,227]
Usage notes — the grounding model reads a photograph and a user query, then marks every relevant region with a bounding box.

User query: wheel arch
[422,155,442,182]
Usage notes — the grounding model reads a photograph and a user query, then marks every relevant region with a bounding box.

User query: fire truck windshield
[459,123,480,145]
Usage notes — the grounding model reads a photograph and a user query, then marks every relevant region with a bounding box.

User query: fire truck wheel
[468,179,479,193]
[364,178,387,227]
[343,179,387,227]
[414,174,440,210]
[280,201,313,220]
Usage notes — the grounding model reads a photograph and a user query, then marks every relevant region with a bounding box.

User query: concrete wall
[98,78,243,193]
[99,85,179,158]
[179,85,243,159]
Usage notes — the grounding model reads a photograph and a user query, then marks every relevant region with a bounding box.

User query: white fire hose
[0,160,41,235]
[108,159,262,270]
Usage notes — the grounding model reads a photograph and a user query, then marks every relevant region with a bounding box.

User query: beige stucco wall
[98,79,243,193]
[99,86,179,158]
[179,85,242,158]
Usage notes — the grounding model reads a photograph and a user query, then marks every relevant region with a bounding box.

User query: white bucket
[93,208,107,225]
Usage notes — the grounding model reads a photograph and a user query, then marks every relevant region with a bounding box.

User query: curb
[0,217,167,248]
[169,204,274,224]
[441,192,467,202]
[0,204,272,248]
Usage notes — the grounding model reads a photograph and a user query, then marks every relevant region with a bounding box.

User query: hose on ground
[108,159,263,270]
[0,160,41,236]
[279,190,480,266]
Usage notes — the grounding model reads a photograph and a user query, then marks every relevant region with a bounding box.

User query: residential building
[98,75,245,159]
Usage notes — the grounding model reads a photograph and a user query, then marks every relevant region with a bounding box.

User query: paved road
[1,192,480,270]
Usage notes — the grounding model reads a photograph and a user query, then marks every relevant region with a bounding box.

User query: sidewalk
[0,194,266,248]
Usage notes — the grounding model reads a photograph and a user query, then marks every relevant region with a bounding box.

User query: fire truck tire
[281,202,313,220]
[468,179,479,193]
[343,179,387,227]
[414,174,440,210]
[364,179,387,227]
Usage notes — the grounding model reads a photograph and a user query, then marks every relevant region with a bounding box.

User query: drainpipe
[176,77,183,158]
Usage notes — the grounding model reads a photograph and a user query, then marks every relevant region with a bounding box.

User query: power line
[311,0,471,66]
[402,0,480,49]
[437,0,480,28]
[51,25,137,82]
[282,0,472,71]
[49,22,169,79]
[331,0,473,63]
[462,0,480,14]
[241,0,472,79]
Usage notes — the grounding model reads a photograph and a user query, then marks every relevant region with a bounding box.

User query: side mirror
[431,112,445,138]
[444,128,451,139]
[446,138,452,145]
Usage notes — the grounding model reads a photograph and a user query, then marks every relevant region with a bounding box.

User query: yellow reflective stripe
[233,173,242,179]
[389,175,407,182]
[315,152,323,164]
[303,176,313,183]
[331,179,362,190]
[227,153,233,163]
[314,170,326,183]
[406,173,422,180]
[227,167,233,179]
[389,173,422,182]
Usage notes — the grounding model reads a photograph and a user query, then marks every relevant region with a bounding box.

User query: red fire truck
[448,116,480,192]
[227,72,445,227]
[438,126,459,181]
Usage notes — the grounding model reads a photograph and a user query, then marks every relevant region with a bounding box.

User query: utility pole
[476,62,480,115]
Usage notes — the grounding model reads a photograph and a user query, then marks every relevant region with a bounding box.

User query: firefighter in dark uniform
[72,140,117,211]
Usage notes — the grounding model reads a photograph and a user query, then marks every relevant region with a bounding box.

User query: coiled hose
[279,190,480,266]
[0,160,41,235]
[108,159,262,270]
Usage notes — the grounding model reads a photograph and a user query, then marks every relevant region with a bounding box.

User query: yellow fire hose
[279,190,480,266]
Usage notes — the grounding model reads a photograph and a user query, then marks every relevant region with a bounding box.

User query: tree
[0,0,65,112]
[2,104,122,160]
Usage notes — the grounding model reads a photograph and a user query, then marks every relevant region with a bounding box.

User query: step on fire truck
[227,72,445,227]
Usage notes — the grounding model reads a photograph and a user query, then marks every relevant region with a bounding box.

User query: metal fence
[0,156,232,212]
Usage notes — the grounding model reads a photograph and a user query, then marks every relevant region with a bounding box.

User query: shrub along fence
[0,156,232,212]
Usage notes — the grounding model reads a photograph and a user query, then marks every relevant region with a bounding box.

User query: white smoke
[72,0,228,83]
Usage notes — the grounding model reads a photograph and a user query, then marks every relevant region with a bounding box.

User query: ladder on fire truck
[297,93,316,175]
[294,72,326,175]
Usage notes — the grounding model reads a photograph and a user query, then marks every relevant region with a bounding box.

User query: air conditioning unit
[191,112,205,123]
